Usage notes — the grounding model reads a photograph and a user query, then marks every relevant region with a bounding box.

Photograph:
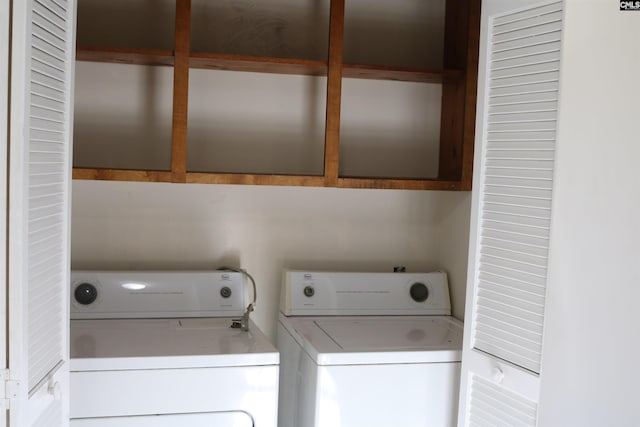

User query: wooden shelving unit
[72,0,480,191]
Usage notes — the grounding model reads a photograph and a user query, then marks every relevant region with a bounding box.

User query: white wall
[538,1,640,425]
[71,181,471,340]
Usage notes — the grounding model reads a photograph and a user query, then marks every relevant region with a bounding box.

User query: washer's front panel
[70,365,279,426]
[314,362,461,427]
[70,412,253,427]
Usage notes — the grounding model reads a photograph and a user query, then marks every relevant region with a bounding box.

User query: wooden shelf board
[73,168,174,182]
[189,53,328,77]
[186,172,326,187]
[343,64,463,84]
[337,177,467,191]
[76,45,174,67]
[187,173,466,190]
[73,168,468,190]
[75,47,463,84]
[189,54,462,83]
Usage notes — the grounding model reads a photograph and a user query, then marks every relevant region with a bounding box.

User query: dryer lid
[281,314,463,365]
[70,317,279,371]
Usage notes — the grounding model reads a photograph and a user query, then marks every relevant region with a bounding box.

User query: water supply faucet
[219,266,257,332]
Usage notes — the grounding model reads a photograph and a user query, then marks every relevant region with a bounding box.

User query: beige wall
[71,181,471,340]
[539,1,640,425]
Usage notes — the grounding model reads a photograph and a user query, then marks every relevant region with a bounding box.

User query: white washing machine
[70,270,279,426]
[277,270,463,427]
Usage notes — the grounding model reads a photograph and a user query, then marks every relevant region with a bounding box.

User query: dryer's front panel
[70,365,279,427]
[70,412,253,427]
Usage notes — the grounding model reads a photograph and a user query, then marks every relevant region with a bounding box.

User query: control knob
[74,283,98,305]
[409,282,429,302]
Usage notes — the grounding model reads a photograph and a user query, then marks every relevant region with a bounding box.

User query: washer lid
[281,315,463,365]
[70,318,278,371]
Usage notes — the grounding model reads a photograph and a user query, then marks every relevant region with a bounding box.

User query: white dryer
[277,270,463,427]
[70,270,279,427]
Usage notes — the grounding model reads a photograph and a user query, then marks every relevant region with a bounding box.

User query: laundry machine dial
[75,282,98,305]
[409,282,429,302]
[303,286,315,297]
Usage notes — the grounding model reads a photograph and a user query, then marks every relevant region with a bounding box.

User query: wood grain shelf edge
[337,177,466,191]
[189,53,328,76]
[186,173,326,187]
[343,64,463,84]
[72,168,174,182]
[76,45,174,66]
[72,168,466,190]
[74,46,462,83]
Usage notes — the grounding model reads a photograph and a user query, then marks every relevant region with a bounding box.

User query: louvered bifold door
[458,2,563,426]
[0,2,10,425]
[7,0,77,425]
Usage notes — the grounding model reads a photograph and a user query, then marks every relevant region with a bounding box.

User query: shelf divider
[438,0,480,187]
[459,0,481,190]
[324,0,345,187]
[170,0,191,183]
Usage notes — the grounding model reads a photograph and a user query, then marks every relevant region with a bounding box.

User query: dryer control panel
[280,270,451,316]
[71,270,245,319]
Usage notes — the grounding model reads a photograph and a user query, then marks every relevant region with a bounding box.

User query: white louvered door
[7,0,76,425]
[1,1,10,424]
[458,1,563,426]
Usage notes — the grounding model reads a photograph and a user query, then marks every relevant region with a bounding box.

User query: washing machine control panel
[280,270,451,316]
[71,270,245,319]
